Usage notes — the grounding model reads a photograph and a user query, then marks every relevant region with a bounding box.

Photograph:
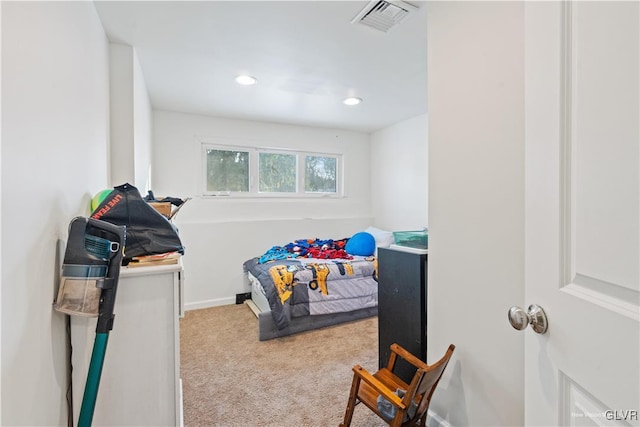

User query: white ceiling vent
[351,0,418,33]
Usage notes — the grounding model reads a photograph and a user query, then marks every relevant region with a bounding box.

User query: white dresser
[71,262,184,426]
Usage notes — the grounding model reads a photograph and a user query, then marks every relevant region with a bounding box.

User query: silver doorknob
[508,304,548,334]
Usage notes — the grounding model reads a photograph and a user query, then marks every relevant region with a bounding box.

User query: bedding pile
[258,238,352,263]
[244,256,378,329]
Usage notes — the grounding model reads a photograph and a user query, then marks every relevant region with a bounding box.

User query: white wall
[426,2,524,427]
[133,49,153,194]
[109,44,152,192]
[153,111,373,308]
[0,0,4,411]
[370,113,428,231]
[109,44,134,186]
[1,2,110,424]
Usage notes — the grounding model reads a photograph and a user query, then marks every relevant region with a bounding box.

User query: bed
[243,254,379,341]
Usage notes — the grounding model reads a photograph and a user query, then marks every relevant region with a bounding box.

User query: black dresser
[377,247,428,384]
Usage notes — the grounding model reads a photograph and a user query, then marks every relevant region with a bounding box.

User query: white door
[524,1,639,426]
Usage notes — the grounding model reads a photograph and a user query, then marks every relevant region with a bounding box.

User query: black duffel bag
[90,183,185,263]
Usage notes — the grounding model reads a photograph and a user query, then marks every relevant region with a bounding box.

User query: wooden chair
[340,343,455,427]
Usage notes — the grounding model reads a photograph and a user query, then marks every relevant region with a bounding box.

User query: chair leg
[390,411,405,427]
[340,374,361,427]
[418,412,428,427]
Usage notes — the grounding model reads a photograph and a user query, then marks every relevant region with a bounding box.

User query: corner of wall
[369,114,428,231]
[132,46,153,193]
[108,43,153,193]
[109,43,135,186]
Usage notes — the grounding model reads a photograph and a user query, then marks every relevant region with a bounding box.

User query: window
[305,155,337,193]
[259,152,297,193]
[204,148,249,192]
[202,143,341,197]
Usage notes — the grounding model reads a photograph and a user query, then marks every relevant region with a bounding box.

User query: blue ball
[345,232,376,256]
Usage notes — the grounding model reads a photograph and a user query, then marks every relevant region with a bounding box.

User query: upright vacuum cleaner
[54,217,125,427]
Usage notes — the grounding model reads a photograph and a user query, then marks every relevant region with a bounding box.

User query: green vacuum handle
[77,333,109,427]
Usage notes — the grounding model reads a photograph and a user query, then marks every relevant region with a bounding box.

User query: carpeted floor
[180,304,387,427]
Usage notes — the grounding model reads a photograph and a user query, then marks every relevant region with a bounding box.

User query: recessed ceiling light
[235,75,257,86]
[343,97,362,106]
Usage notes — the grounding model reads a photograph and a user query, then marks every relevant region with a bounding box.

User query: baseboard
[427,410,451,427]
[184,297,235,311]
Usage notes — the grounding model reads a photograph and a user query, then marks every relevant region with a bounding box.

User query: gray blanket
[243,257,378,329]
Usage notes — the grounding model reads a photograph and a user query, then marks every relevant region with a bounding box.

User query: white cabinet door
[525,2,639,425]
[71,265,183,426]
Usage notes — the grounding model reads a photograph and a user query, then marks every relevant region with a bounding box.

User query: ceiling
[94,1,427,133]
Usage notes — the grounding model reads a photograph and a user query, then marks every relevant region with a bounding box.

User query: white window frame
[201,142,343,198]
[302,152,341,195]
[201,144,252,196]
[257,149,299,195]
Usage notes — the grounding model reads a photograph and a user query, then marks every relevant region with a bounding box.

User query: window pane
[259,152,296,192]
[206,149,249,192]
[305,156,337,193]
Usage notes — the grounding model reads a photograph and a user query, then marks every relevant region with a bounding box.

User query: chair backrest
[403,344,455,424]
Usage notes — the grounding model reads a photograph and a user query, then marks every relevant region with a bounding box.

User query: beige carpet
[180,304,388,427]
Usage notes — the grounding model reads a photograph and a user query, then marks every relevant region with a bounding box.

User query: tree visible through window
[305,155,337,193]
[205,148,249,192]
[259,152,296,192]
[202,143,341,196]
